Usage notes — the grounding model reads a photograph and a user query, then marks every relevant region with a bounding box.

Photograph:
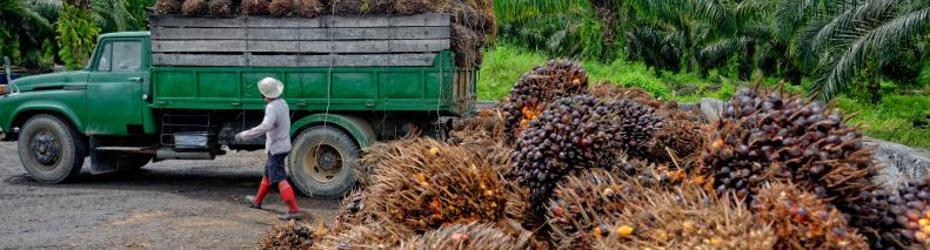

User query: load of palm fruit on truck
[0,0,495,198]
[257,59,930,250]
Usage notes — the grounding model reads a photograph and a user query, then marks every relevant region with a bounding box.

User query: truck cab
[0,26,475,199]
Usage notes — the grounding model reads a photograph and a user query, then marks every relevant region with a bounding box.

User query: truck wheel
[17,114,86,183]
[288,126,359,199]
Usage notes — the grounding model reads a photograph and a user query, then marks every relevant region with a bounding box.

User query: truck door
[87,39,145,135]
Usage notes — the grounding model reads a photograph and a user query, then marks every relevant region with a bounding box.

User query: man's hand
[235,132,246,142]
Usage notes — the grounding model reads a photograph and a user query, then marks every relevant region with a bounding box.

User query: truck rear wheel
[17,114,86,183]
[288,126,359,199]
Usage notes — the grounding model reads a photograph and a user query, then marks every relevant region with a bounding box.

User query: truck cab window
[96,41,141,72]
[112,42,142,72]
[96,43,112,71]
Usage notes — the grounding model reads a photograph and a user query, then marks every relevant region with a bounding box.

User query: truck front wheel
[288,126,359,199]
[17,114,86,183]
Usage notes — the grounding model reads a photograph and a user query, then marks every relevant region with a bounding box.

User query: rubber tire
[17,114,86,183]
[288,126,359,199]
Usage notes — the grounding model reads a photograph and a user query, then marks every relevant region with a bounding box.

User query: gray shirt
[238,99,292,155]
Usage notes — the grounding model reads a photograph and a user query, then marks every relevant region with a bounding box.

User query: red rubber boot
[245,176,271,209]
[277,180,301,220]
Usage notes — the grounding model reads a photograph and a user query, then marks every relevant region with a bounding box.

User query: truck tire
[17,114,86,183]
[288,126,359,199]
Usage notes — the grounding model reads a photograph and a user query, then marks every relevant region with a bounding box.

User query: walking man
[236,77,301,220]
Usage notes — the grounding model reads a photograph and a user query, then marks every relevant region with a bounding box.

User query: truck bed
[148,14,475,115]
[150,52,474,114]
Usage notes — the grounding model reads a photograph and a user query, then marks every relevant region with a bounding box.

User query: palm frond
[811,7,930,100]
[810,0,898,54]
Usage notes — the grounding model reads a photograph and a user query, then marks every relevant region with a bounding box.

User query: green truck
[0,14,475,198]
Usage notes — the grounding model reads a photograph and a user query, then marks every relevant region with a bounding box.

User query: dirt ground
[0,141,340,249]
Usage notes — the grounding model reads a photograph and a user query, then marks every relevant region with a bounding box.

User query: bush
[56,3,100,70]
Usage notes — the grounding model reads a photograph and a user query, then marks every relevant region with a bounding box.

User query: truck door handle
[231,102,242,106]
[128,77,143,82]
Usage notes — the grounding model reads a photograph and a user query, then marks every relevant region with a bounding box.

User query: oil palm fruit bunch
[588,186,776,249]
[316,222,413,249]
[701,88,879,210]
[208,0,232,16]
[394,0,430,15]
[363,138,508,233]
[547,169,644,248]
[294,0,324,18]
[450,24,484,69]
[511,95,661,225]
[502,60,589,142]
[448,107,513,176]
[647,114,705,165]
[330,190,369,234]
[268,0,293,16]
[241,0,269,15]
[752,182,868,249]
[258,220,322,249]
[155,0,182,14]
[398,223,538,250]
[589,82,663,109]
[887,176,930,249]
[181,0,209,15]
[331,0,394,15]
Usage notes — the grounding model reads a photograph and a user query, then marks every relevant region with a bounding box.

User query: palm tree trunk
[739,41,755,81]
[869,68,881,104]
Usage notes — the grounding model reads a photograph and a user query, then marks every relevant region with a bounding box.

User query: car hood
[10,71,81,91]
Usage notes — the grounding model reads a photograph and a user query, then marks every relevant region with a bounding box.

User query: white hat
[258,77,284,98]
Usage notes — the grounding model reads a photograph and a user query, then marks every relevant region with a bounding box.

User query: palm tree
[0,0,56,67]
[804,0,930,102]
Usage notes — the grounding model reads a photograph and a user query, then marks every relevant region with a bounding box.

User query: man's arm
[236,105,276,141]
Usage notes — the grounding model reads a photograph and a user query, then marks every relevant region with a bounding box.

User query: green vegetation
[479,44,930,148]
[0,0,152,72]
[838,95,930,148]
[494,0,930,104]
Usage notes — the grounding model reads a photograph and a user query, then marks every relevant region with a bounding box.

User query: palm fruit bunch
[181,0,209,15]
[502,60,589,142]
[258,220,322,250]
[588,82,663,109]
[241,0,269,15]
[330,0,394,15]
[268,0,293,16]
[397,223,538,250]
[155,0,182,14]
[648,119,705,163]
[394,0,430,15]
[588,186,776,249]
[887,176,930,249]
[752,182,869,249]
[450,24,484,69]
[701,88,880,209]
[510,95,662,226]
[547,169,644,248]
[294,0,325,18]
[316,222,413,249]
[330,190,369,234]
[208,0,233,16]
[361,138,508,233]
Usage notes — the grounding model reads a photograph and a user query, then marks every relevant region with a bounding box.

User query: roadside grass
[478,43,930,148]
[836,95,930,148]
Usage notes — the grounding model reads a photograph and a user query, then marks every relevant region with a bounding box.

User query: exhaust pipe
[155,148,215,160]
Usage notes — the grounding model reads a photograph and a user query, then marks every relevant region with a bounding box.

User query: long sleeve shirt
[238,99,292,155]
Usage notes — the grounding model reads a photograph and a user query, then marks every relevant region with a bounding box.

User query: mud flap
[90,138,119,174]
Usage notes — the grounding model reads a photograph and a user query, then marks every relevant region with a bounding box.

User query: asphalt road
[0,141,339,249]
